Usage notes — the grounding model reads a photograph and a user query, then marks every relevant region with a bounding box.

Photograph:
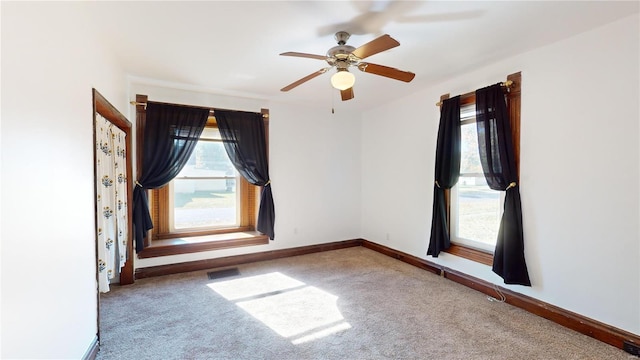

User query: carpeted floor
[97,247,633,359]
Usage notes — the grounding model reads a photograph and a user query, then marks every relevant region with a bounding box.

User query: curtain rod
[435,80,513,107]
[129,101,269,118]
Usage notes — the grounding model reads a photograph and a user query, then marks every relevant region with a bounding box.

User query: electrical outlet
[624,340,640,357]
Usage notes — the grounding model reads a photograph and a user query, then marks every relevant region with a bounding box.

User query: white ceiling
[83,1,638,111]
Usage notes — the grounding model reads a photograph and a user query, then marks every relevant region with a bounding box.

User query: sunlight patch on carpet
[208,272,305,301]
[208,272,351,344]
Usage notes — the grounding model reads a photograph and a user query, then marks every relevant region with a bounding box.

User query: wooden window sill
[137,231,269,259]
[444,244,494,266]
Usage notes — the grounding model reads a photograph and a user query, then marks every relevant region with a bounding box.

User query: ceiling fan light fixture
[330,70,355,90]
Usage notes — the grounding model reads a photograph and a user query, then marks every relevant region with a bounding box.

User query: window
[443,72,521,265]
[450,104,503,253]
[133,95,271,258]
[151,116,258,240]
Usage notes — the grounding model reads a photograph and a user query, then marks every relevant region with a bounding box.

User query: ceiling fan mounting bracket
[334,31,351,45]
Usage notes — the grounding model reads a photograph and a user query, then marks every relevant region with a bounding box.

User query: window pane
[460,122,483,175]
[457,176,500,246]
[456,114,501,249]
[173,179,238,229]
[179,141,235,177]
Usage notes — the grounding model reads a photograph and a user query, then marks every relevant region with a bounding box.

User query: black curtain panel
[132,103,209,252]
[215,110,275,240]
[428,96,461,257]
[476,84,531,286]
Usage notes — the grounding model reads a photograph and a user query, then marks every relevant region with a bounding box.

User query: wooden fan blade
[280,52,327,60]
[351,34,400,60]
[341,87,354,101]
[280,68,329,92]
[358,62,415,82]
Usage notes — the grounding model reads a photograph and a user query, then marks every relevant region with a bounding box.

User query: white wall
[1,3,128,359]
[130,83,363,268]
[361,14,640,335]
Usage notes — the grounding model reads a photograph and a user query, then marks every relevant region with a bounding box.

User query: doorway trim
[92,89,135,345]
[93,89,134,284]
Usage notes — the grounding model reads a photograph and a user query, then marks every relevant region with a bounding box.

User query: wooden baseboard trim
[361,240,442,276]
[361,239,640,354]
[443,267,640,351]
[135,239,362,279]
[82,336,99,360]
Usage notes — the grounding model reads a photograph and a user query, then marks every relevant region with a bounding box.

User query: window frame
[152,116,257,240]
[135,95,270,258]
[442,72,521,266]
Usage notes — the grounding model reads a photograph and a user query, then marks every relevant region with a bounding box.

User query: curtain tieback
[135,180,143,188]
[506,182,517,191]
[264,180,271,186]
[435,181,441,188]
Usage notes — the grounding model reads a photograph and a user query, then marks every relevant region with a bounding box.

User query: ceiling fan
[280,31,415,101]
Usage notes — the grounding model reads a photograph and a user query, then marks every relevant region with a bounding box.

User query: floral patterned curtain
[95,114,128,292]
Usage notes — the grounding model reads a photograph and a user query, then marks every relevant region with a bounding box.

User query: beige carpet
[97,247,632,359]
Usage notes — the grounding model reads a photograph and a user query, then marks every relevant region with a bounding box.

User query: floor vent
[207,268,240,280]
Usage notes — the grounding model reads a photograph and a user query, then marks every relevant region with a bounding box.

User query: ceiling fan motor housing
[327,45,356,59]
[327,32,361,69]
[327,45,358,68]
